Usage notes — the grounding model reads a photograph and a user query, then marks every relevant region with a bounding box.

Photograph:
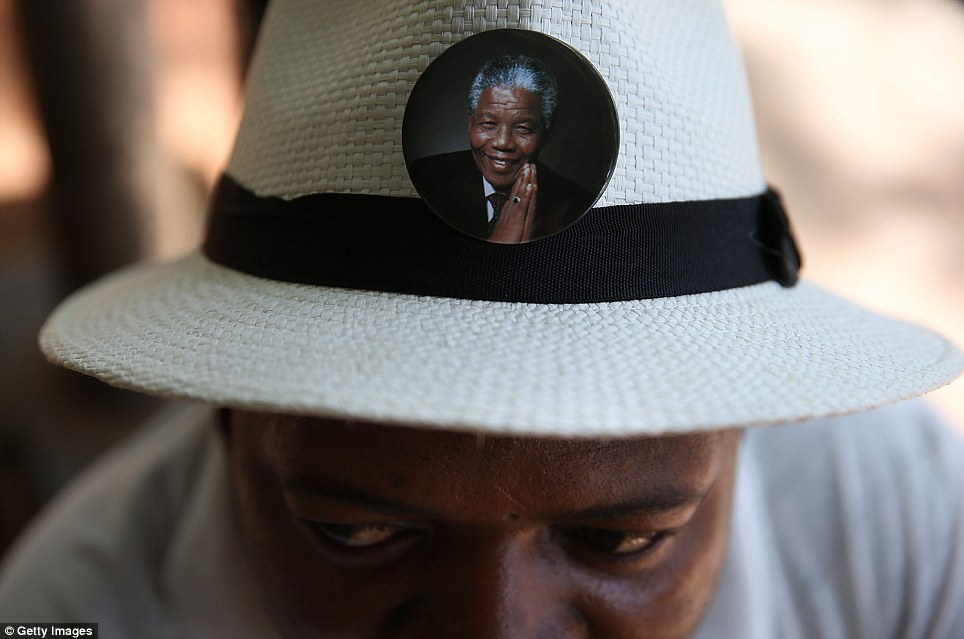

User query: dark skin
[468,86,547,243]
[225,410,741,638]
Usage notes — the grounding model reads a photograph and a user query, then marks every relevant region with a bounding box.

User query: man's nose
[423,532,587,639]
[491,124,516,150]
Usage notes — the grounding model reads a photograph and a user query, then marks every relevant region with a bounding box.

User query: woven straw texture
[40,254,963,436]
[38,0,963,434]
[228,0,765,204]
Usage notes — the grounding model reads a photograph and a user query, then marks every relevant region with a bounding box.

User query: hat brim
[39,252,962,436]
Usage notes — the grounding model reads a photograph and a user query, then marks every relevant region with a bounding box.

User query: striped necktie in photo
[487,192,508,236]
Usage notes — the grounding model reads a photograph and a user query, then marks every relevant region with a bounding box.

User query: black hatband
[203,176,800,304]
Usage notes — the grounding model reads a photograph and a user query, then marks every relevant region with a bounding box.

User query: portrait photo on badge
[403,30,619,244]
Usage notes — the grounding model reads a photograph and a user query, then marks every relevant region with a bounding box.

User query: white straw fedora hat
[39,0,962,436]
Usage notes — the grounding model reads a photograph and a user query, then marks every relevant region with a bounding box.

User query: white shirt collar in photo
[483,177,497,222]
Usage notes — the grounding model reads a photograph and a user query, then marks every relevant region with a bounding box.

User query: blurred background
[1,0,962,558]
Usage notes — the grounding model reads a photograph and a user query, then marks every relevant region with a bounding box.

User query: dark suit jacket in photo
[411,150,596,240]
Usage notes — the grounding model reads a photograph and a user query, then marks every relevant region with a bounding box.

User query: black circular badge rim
[402,29,620,244]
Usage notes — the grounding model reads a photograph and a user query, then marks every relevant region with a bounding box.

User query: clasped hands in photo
[489,163,537,243]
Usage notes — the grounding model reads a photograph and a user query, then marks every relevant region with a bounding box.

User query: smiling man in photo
[413,54,595,243]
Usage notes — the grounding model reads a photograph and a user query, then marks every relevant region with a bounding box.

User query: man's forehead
[247,411,729,456]
[477,85,541,108]
[231,411,736,514]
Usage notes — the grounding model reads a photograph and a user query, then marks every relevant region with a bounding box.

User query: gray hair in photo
[467,54,559,130]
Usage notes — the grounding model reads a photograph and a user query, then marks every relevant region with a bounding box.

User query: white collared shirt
[483,177,498,222]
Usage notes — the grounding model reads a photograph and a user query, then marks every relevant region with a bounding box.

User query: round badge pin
[403,30,619,244]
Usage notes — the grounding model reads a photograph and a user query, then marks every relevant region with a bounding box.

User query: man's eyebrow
[282,474,708,521]
[556,486,711,522]
[280,475,439,518]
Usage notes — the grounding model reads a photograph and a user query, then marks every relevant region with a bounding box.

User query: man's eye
[565,527,666,557]
[307,522,404,547]
[514,126,532,134]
